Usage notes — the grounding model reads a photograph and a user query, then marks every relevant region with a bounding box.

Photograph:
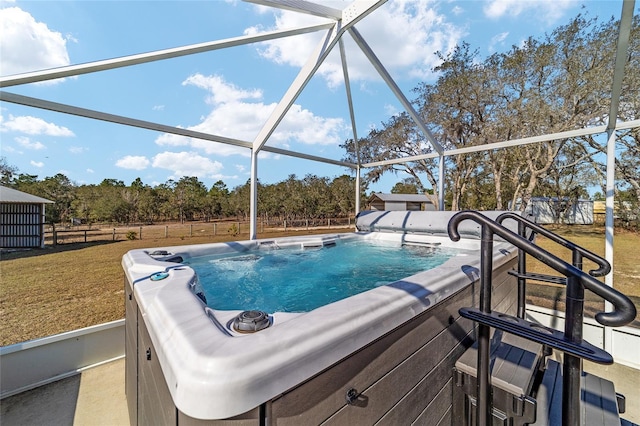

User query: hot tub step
[301,239,336,248]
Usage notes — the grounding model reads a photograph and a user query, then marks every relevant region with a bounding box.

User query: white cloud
[157,74,347,153]
[483,0,579,21]
[384,104,399,117]
[30,160,44,168]
[1,114,75,136]
[69,146,87,154]
[489,31,509,52]
[152,151,226,179]
[451,5,464,16]
[15,136,45,150]
[115,155,150,170]
[86,168,94,173]
[0,7,71,78]
[152,105,165,111]
[246,0,465,87]
[183,74,262,105]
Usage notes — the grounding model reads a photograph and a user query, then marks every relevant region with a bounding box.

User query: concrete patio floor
[0,358,128,426]
[1,357,638,425]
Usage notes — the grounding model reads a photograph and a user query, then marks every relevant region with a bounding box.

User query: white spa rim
[123,226,517,419]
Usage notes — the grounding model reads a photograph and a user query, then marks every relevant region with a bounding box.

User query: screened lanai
[0,0,638,349]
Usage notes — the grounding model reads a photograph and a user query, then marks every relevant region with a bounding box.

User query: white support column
[438,155,445,211]
[604,129,616,352]
[249,150,259,240]
[601,0,635,353]
[355,166,361,215]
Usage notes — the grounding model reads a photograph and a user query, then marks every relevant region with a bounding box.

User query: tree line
[0,163,362,225]
[342,14,639,212]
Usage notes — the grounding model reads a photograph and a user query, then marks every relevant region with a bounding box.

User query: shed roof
[0,186,54,204]
[368,193,435,203]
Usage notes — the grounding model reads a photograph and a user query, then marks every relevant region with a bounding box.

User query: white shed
[0,186,54,248]
[367,193,437,211]
[524,197,594,225]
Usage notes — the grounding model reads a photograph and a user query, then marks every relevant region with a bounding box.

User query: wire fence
[43,217,356,245]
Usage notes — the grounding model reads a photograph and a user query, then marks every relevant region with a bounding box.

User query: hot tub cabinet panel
[126,258,517,425]
[270,260,517,425]
[127,280,263,426]
[123,213,520,425]
[137,308,178,425]
[125,278,137,426]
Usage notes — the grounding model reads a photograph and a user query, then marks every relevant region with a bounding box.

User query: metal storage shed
[524,197,594,225]
[0,186,53,249]
[367,193,437,211]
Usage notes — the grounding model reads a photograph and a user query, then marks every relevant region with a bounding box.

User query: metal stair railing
[447,211,636,426]
[496,211,611,320]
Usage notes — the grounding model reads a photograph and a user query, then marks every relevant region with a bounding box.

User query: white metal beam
[0,91,357,168]
[252,25,337,152]
[361,121,640,168]
[348,26,444,155]
[604,0,635,352]
[341,1,385,27]
[261,146,356,168]
[606,0,635,132]
[339,37,362,214]
[252,1,386,153]
[244,0,342,20]
[339,38,359,159]
[0,91,253,149]
[0,24,333,88]
[250,150,259,240]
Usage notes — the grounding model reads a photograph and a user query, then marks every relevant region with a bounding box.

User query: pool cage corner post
[355,166,361,216]
[438,154,445,211]
[603,127,616,353]
[249,149,259,240]
[603,0,635,353]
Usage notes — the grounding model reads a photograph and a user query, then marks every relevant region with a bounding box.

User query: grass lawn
[1,224,638,346]
[0,228,342,346]
[525,225,640,328]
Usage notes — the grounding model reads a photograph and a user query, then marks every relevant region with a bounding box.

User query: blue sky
[0,0,632,193]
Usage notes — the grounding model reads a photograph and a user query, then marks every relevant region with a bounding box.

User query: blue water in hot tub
[188,239,461,313]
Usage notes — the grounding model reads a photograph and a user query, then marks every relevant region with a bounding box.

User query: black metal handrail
[447,211,636,426]
[496,212,611,320]
[448,211,635,327]
[497,212,611,276]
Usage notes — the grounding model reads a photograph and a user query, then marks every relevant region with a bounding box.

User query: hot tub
[123,211,520,425]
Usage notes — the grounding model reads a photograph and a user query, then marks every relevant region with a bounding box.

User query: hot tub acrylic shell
[123,221,518,421]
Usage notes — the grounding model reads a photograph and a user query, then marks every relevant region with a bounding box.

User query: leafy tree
[228,179,253,221]
[330,175,360,216]
[71,184,98,223]
[39,174,75,223]
[93,179,130,223]
[172,176,208,223]
[0,157,18,186]
[346,14,638,212]
[206,180,230,220]
[342,113,442,208]
[391,179,420,194]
